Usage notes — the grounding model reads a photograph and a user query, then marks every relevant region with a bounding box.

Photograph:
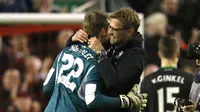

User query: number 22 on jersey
[57,53,84,92]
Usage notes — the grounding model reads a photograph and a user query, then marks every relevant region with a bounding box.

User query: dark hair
[83,10,108,36]
[159,36,180,59]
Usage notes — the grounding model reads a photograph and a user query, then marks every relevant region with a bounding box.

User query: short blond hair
[83,10,108,36]
[109,7,140,32]
[159,36,180,59]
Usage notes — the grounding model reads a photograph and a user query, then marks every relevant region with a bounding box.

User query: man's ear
[127,28,134,37]
[158,51,161,59]
[101,28,106,36]
[97,28,105,38]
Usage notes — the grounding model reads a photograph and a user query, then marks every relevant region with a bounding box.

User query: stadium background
[0,0,199,112]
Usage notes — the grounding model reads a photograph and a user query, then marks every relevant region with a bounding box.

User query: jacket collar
[115,32,143,51]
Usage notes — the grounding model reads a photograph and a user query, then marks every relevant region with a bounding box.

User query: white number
[58,53,84,92]
[158,88,164,112]
[43,67,55,86]
[157,87,179,112]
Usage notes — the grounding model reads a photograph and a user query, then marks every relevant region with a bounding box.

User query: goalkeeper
[43,10,147,112]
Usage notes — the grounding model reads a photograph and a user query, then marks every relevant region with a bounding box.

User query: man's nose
[108,27,113,35]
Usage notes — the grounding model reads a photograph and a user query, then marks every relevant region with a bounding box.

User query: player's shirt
[140,67,193,112]
[190,81,200,112]
[189,70,200,112]
[43,43,121,112]
[190,82,200,104]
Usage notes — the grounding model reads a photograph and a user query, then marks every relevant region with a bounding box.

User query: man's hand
[196,60,200,67]
[128,84,148,111]
[88,37,105,54]
[72,29,88,43]
[120,84,148,111]
[182,101,197,112]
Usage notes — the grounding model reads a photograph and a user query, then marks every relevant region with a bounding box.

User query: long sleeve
[85,82,121,109]
[140,79,146,94]
[84,64,121,109]
[43,67,56,97]
[43,53,61,97]
[98,52,145,91]
[140,79,148,112]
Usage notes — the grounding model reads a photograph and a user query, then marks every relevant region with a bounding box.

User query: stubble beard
[110,36,117,45]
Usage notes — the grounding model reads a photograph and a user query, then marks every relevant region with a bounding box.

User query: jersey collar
[161,66,177,69]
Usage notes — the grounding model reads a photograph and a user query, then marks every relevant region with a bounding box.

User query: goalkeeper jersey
[43,43,121,112]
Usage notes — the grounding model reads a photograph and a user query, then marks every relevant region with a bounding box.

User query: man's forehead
[108,18,123,27]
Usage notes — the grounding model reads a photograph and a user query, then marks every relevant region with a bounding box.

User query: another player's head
[108,7,140,47]
[83,10,109,45]
[158,36,180,64]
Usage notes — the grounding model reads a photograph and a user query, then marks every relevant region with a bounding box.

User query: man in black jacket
[89,8,146,96]
[67,8,146,112]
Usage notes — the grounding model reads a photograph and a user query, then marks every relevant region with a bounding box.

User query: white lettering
[171,76,176,82]
[58,75,76,91]
[152,75,185,84]
[151,79,156,84]
[70,45,94,60]
[165,75,171,82]
[180,78,184,84]
[157,76,163,82]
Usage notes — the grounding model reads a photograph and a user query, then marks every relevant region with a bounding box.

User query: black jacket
[98,32,146,112]
[66,32,146,112]
[100,32,146,96]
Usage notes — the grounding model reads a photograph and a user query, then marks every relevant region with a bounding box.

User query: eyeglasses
[108,24,130,32]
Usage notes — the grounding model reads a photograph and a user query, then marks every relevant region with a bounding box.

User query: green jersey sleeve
[43,52,62,97]
[85,64,122,109]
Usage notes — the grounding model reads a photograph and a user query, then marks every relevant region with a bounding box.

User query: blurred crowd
[143,0,200,77]
[0,0,61,13]
[0,29,74,112]
[0,0,200,112]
